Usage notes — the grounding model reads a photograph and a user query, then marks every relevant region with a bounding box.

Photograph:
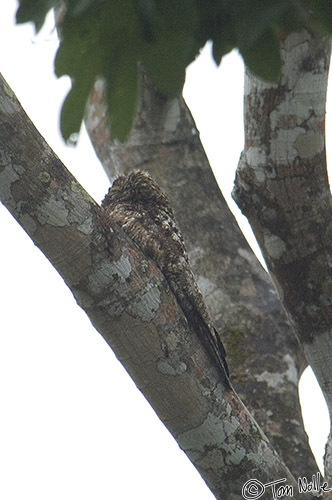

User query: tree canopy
[16,0,332,141]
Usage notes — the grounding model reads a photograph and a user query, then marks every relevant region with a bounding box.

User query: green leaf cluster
[16,0,332,142]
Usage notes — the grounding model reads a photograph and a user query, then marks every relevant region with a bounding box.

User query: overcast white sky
[0,2,330,499]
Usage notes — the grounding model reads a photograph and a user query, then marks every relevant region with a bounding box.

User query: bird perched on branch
[102,170,229,386]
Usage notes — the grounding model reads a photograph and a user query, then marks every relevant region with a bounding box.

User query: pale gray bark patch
[294,131,324,159]
[77,216,94,235]
[283,354,298,385]
[67,200,94,234]
[89,255,131,293]
[163,98,181,133]
[263,231,287,260]
[179,410,232,453]
[157,358,188,375]
[255,355,297,388]
[0,80,16,113]
[0,164,20,204]
[37,192,69,226]
[127,282,161,321]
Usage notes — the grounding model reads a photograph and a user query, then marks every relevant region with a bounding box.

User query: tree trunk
[0,72,315,499]
[84,68,318,479]
[233,31,332,481]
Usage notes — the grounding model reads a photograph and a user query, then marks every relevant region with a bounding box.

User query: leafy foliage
[16,0,332,142]
[16,0,59,32]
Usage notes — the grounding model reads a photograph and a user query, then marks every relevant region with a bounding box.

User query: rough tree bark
[84,65,319,479]
[0,73,313,499]
[233,31,332,484]
[0,28,329,500]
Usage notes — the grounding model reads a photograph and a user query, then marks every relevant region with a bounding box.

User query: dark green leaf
[69,0,95,16]
[59,78,94,143]
[14,0,332,142]
[16,0,59,32]
[307,0,332,34]
[212,41,234,66]
[235,0,290,47]
[54,6,101,142]
[137,0,199,95]
[240,29,282,83]
[105,55,139,142]
[143,31,198,96]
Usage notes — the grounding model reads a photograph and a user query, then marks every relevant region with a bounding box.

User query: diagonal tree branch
[0,72,307,499]
[84,68,318,477]
[233,31,332,478]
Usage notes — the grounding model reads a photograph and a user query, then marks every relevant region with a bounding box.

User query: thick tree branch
[233,31,332,477]
[84,69,318,477]
[0,73,308,499]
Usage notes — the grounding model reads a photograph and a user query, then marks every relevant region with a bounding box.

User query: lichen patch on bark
[89,254,132,293]
[37,192,69,227]
[128,282,161,321]
[0,164,20,205]
[263,231,287,260]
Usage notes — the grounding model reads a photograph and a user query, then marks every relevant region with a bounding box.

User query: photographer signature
[242,472,331,499]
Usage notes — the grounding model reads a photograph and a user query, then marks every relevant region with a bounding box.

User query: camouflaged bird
[101,170,229,386]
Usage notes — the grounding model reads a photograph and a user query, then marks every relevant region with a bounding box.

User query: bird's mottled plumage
[102,170,229,385]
